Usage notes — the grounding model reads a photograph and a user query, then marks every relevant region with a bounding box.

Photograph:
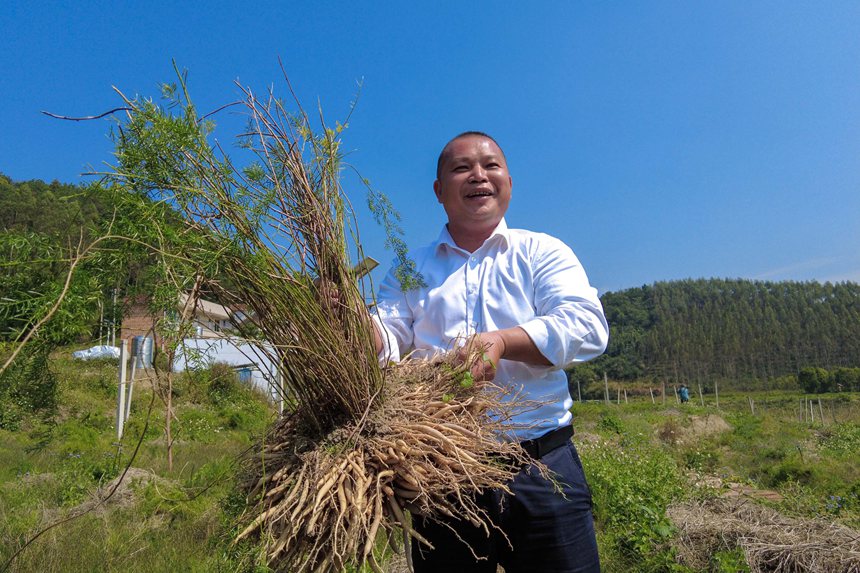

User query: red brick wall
[120,300,160,344]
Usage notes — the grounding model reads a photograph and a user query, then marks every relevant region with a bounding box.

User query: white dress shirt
[374,218,609,441]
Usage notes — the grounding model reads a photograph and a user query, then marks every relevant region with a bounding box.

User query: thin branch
[41,107,132,121]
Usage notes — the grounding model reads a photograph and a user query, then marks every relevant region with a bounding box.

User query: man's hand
[456,331,507,382]
[454,327,553,383]
[313,277,342,314]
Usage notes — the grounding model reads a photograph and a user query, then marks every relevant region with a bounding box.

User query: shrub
[820,423,860,458]
[206,362,241,404]
[763,458,818,487]
[580,439,686,570]
[597,412,625,435]
[0,344,58,429]
[657,418,681,445]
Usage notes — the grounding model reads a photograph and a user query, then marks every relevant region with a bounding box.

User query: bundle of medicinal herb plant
[106,67,533,572]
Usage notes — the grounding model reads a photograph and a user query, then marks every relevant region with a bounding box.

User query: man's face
[434,135,512,232]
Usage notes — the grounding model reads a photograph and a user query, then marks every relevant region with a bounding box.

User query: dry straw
[108,66,534,572]
[669,497,860,572]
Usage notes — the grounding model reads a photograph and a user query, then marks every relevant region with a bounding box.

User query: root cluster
[236,357,534,572]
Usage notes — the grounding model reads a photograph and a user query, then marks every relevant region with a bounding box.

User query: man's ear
[433,180,442,203]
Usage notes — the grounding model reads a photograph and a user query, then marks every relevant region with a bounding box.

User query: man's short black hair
[436,131,507,179]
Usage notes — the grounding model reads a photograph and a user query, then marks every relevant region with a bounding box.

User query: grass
[573,389,860,572]
[2,348,858,572]
[0,347,275,573]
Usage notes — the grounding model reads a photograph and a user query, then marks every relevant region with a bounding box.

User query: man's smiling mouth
[466,190,493,198]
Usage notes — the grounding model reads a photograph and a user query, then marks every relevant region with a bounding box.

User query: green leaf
[460,372,474,389]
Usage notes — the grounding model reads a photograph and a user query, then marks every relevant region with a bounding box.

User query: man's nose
[468,165,488,182]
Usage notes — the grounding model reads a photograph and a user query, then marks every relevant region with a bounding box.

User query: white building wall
[172,338,281,401]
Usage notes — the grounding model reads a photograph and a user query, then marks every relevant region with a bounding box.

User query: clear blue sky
[3,2,859,294]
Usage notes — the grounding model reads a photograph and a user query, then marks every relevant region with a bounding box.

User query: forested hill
[577,279,860,389]
[4,175,860,387]
[0,173,116,241]
[0,174,179,343]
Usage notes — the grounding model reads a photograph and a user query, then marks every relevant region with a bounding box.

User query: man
[372,132,609,572]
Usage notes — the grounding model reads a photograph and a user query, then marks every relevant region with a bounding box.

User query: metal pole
[116,339,128,440]
[649,387,655,404]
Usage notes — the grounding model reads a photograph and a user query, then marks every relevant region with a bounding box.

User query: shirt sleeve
[517,236,609,368]
[373,262,414,363]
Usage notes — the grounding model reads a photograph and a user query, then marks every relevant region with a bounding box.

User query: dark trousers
[411,439,600,573]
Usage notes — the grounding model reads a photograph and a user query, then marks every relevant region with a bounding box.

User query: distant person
[678,384,690,404]
[372,132,608,572]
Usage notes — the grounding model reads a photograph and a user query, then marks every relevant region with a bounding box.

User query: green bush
[597,412,625,435]
[580,439,686,571]
[762,457,818,488]
[820,423,860,458]
[206,363,241,404]
[682,448,718,472]
[0,344,58,429]
[711,548,751,572]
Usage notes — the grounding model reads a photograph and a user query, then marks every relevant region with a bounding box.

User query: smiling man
[374,131,608,572]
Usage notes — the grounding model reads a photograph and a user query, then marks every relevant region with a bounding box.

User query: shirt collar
[434,218,510,254]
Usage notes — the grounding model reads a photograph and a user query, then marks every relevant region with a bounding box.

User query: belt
[520,425,573,459]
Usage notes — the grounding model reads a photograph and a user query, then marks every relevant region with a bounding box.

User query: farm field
[1,347,858,572]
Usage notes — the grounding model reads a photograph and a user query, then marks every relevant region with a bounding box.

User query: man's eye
[453,166,469,172]
[486,163,500,169]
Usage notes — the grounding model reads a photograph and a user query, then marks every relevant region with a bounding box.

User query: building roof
[178,293,233,321]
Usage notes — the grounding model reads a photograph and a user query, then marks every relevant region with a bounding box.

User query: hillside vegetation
[570,279,860,394]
